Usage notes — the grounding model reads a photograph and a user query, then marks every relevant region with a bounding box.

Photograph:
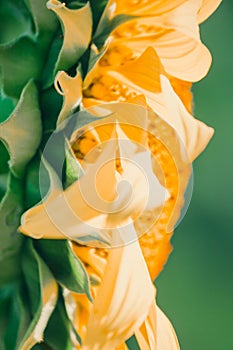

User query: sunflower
[0,0,221,349]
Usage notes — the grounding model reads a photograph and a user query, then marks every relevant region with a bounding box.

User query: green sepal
[0,276,32,350]
[19,239,58,350]
[0,1,33,45]
[41,28,64,89]
[87,44,108,74]
[65,138,83,188]
[34,239,92,300]
[24,0,58,37]
[65,108,104,133]
[89,0,109,33]
[126,335,140,350]
[0,136,10,175]
[40,86,63,133]
[0,174,24,288]
[67,0,88,9]
[93,2,136,49]
[0,91,15,123]
[0,80,42,178]
[0,284,15,349]
[0,38,44,99]
[24,155,51,210]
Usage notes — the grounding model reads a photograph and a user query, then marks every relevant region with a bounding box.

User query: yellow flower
[20,105,182,348]
[18,2,220,348]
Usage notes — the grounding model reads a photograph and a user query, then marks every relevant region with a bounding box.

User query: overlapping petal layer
[99,0,221,82]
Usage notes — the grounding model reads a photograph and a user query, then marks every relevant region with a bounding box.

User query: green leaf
[0,80,42,177]
[19,239,58,350]
[0,37,44,98]
[0,174,24,287]
[45,1,92,84]
[34,239,92,300]
[0,1,33,45]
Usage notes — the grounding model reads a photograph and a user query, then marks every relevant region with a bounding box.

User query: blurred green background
[156,1,233,349]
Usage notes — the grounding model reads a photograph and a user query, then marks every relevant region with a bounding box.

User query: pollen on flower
[99,45,134,66]
[114,21,159,38]
[84,75,139,101]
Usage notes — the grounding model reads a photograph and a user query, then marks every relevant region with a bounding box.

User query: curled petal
[55,70,82,125]
[158,75,214,161]
[83,228,155,350]
[135,303,180,350]
[198,0,222,23]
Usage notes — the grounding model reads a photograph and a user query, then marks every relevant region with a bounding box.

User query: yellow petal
[55,70,82,125]
[70,245,108,340]
[198,0,222,23]
[135,303,180,350]
[154,0,212,81]
[158,75,214,161]
[20,156,65,239]
[135,303,157,350]
[109,46,163,93]
[113,0,187,16]
[156,307,180,349]
[83,228,155,350]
